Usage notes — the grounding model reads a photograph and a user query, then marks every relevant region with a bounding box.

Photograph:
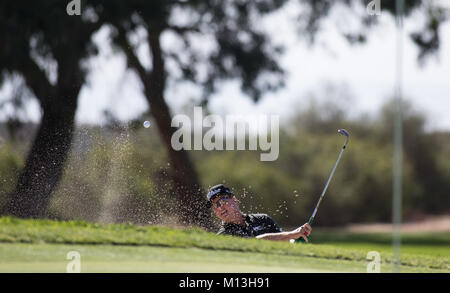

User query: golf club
[293,129,350,243]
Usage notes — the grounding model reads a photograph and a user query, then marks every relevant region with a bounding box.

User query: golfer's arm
[255,231,296,241]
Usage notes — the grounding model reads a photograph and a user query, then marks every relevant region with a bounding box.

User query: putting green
[0,243,444,273]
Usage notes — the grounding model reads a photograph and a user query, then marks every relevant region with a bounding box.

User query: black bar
[0,273,448,291]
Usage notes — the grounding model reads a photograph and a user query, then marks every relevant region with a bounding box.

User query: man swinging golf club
[207,184,312,242]
[208,129,350,243]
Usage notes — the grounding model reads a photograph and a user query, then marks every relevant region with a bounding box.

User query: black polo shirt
[217,213,283,237]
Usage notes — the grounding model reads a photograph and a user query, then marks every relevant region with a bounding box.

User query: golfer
[207,184,312,242]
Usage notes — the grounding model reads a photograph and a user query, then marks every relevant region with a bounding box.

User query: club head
[338,129,350,138]
[338,129,350,148]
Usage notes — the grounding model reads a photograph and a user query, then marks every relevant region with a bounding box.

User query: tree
[377,100,449,215]
[89,0,448,227]
[1,0,447,225]
[297,0,448,63]
[92,0,288,228]
[0,1,100,217]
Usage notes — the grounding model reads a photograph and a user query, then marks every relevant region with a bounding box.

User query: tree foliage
[0,0,448,224]
[297,0,448,63]
[0,0,100,217]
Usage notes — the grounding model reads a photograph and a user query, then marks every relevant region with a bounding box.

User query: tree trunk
[145,85,213,228]
[113,25,213,229]
[3,87,79,218]
[144,28,213,229]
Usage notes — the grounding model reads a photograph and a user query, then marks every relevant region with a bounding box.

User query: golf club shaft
[295,132,349,243]
[310,146,346,221]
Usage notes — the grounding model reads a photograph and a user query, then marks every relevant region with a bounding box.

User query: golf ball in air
[143,121,151,128]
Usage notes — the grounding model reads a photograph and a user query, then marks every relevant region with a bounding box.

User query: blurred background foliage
[1,0,449,230]
[1,97,449,228]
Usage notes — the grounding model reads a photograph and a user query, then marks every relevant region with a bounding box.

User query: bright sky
[1,2,450,131]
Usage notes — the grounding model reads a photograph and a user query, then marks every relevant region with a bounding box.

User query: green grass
[0,217,448,273]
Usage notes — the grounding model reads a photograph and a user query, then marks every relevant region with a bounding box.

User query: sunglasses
[211,196,232,209]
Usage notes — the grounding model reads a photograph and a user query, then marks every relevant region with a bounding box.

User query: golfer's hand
[291,223,312,242]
